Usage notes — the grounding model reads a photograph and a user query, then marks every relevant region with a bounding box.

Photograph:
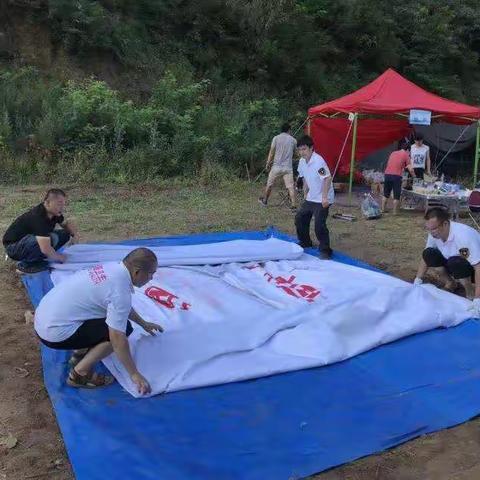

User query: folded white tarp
[50,237,303,270]
[51,240,473,398]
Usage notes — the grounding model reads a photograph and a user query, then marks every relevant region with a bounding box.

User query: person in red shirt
[381,140,416,214]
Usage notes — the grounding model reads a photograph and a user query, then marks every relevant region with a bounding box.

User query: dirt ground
[1,183,479,480]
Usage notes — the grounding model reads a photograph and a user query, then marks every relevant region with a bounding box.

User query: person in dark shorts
[414,208,480,311]
[3,188,79,274]
[381,140,416,214]
[34,248,163,394]
[410,132,431,179]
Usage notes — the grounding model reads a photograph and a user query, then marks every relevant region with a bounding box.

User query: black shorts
[383,174,402,200]
[423,248,475,281]
[39,318,133,350]
[414,168,425,179]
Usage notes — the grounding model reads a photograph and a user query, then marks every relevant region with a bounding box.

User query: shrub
[0,67,298,183]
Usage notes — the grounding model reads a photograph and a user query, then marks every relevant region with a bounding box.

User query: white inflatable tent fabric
[50,238,473,398]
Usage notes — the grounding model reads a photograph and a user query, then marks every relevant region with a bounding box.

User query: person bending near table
[414,208,480,309]
[34,248,163,394]
[381,140,416,215]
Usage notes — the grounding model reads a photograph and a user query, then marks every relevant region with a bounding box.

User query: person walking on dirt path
[295,135,335,259]
[258,123,297,211]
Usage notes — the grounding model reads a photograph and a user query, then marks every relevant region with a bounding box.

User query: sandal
[68,349,89,368]
[67,368,115,389]
[445,281,458,293]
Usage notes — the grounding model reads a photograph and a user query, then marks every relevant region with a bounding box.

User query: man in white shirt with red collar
[414,207,480,312]
[35,247,163,395]
[295,135,335,259]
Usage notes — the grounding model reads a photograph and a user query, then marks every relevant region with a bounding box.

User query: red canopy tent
[307,68,480,192]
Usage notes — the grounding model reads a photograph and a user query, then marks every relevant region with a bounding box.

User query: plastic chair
[277,190,291,207]
[468,190,480,229]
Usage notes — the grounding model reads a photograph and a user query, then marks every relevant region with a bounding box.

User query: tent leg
[306,118,311,136]
[348,113,359,202]
[474,120,480,188]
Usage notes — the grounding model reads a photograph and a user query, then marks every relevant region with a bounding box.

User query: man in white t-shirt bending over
[35,248,162,395]
[414,207,480,312]
[410,132,431,179]
[295,135,335,259]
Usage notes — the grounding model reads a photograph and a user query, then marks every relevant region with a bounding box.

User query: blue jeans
[5,229,71,267]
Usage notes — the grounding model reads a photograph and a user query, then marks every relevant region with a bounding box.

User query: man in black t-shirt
[3,188,79,274]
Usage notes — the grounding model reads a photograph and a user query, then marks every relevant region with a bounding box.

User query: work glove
[470,298,480,319]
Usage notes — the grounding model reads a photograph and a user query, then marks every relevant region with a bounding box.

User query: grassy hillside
[1,0,480,182]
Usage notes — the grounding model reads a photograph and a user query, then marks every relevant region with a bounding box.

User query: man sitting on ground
[3,188,78,273]
[414,207,480,310]
[34,247,162,394]
[258,123,297,211]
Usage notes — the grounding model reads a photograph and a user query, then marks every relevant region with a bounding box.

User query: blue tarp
[22,229,480,480]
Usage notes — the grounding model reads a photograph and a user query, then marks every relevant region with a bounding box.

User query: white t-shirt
[297,152,335,204]
[35,262,134,342]
[410,144,429,169]
[271,133,297,170]
[426,221,480,266]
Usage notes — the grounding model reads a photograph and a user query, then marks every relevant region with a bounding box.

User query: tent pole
[306,117,311,136]
[348,113,358,201]
[474,120,480,188]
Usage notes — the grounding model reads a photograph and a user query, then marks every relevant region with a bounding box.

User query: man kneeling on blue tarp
[34,248,163,395]
[414,207,480,313]
[3,188,78,274]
